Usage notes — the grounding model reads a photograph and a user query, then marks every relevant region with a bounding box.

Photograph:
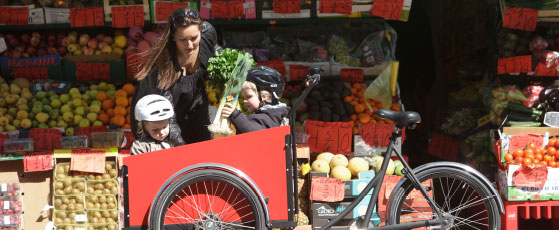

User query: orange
[390,104,401,111]
[354,104,365,114]
[123,123,130,129]
[114,106,127,116]
[126,106,131,115]
[107,108,115,117]
[112,115,125,126]
[352,127,359,135]
[115,89,128,98]
[350,88,357,95]
[350,114,357,121]
[358,113,371,123]
[128,97,132,106]
[102,99,115,110]
[96,91,108,101]
[343,96,352,103]
[353,83,361,90]
[377,120,385,124]
[122,83,135,96]
[350,101,358,106]
[116,97,128,107]
[99,113,109,125]
[126,114,130,124]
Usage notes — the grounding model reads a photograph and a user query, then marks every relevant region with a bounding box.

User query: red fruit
[47,47,57,55]
[20,33,30,44]
[26,46,37,56]
[57,46,67,56]
[548,146,557,155]
[37,48,47,56]
[549,138,557,147]
[48,34,56,43]
[30,36,40,47]
[12,50,22,58]
[549,161,557,168]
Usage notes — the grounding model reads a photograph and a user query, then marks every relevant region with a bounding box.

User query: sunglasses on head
[172,10,200,24]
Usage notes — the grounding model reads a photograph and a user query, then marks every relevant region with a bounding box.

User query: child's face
[241,88,260,113]
[144,120,170,141]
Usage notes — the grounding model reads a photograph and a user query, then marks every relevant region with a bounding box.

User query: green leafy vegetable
[207,48,255,94]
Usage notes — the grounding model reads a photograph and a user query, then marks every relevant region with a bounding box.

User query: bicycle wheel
[387,167,500,230]
[149,169,267,230]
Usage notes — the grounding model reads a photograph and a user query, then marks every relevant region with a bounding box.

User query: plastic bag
[355,24,397,67]
[365,62,393,110]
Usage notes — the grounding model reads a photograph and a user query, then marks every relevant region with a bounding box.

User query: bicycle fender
[388,161,504,213]
[148,163,272,228]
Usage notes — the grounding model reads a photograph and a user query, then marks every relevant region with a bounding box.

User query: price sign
[319,0,353,15]
[310,176,345,202]
[11,67,48,80]
[359,123,394,147]
[427,133,459,161]
[274,0,300,14]
[29,128,62,151]
[289,64,309,81]
[69,7,104,27]
[340,68,364,83]
[371,0,404,20]
[258,59,286,77]
[508,134,544,154]
[305,120,353,154]
[111,6,144,28]
[512,164,548,189]
[212,0,244,18]
[24,151,53,172]
[0,7,29,25]
[75,126,110,141]
[497,56,532,74]
[122,131,135,149]
[503,7,538,31]
[70,149,106,173]
[76,62,110,81]
[155,1,192,22]
[535,62,557,77]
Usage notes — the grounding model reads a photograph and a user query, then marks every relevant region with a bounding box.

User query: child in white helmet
[130,94,175,155]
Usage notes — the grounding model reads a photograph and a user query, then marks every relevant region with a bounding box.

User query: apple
[103,36,113,45]
[39,40,46,48]
[94,50,102,55]
[48,40,56,47]
[67,44,79,53]
[30,36,40,47]
[96,33,106,42]
[61,37,71,47]
[48,34,56,43]
[37,48,47,56]
[7,38,19,47]
[2,51,11,57]
[87,38,97,49]
[26,46,37,56]
[22,53,30,58]
[73,50,83,55]
[31,32,40,39]
[79,34,90,46]
[12,51,22,58]
[98,42,107,50]
[47,47,57,55]
[83,48,94,55]
[57,32,65,40]
[15,46,24,52]
[20,33,30,44]
[57,47,67,56]
[101,45,112,54]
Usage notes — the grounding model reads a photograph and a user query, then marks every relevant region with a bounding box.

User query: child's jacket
[228,104,289,134]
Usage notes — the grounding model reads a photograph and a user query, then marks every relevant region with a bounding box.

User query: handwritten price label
[75,126,109,141]
[512,165,548,189]
[319,0,353,15]
[503,7,538,31]
[24,152,53,172]
[111,6,144,28]
[69,7,104,27]
[310,176,345,202]
[76,62,110,81]
[371,0,404,20]
[427,133,459,161]
[70,149,106,173]
[0,7,29,25]
[305,120,353,154]
[257,59,286,78]
[155,1,193,22]
[340,68,364,83]
[534,62,558,77]
[11,67,48,80]
[289,64,309,81]
[274,0,300,14]
[497,55,532,74]
[212,0,244,18]
[508,134,544,154]
[29,128,62,151]
[359,123,394,147]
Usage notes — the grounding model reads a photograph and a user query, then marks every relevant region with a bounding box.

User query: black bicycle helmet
[246,65,285,105]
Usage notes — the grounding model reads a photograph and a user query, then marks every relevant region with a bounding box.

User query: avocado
[310,105,320,112]
[320,107,332,113]
[344,103,354,115]
[321,113,332,122]
[310,112,321,121]
[331,113,340,122]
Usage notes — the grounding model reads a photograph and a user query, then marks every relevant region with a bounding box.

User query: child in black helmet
[221,65,289,134]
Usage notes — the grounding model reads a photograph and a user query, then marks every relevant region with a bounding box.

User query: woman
[130,7,218,146]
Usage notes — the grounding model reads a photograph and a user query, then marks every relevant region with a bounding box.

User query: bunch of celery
[207,52,254,135]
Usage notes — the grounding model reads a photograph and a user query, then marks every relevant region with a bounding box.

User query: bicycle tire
[149,169,266,230]
[386,166,500,230]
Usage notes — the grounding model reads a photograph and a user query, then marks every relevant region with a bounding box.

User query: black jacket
[228,104,290,134]
[130,21,218,146]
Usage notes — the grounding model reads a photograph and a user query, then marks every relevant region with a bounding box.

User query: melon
[316,152,335,163]
[311,159,330,173]
[348,157,369,176]
[330,154,349,168]
[375,158,395,175]
[331,166,352,180]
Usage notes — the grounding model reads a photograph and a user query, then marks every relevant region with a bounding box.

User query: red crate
[502,200,559,230]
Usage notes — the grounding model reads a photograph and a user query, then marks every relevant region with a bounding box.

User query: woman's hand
[221,103,235,118]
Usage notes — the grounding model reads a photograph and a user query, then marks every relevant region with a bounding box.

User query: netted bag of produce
[354,24,397,67]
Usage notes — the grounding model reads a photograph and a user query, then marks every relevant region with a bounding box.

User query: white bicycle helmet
[134,94,175,122]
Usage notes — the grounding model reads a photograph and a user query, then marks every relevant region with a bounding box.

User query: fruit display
[126,26,161,53]
[53,210,87,225]
[86,223,118,230]
[53,196,85,212]
[0,31,68,58]
[0,183,20,197]
[503,139,559,168]
[108,0,143,5]
[0,77,33,132]
[87,210,118,224]
[362,154,405,176]
[0,198,23,215]
[0,214,21,230]
[311,152,372,180]
[61,31,126,57]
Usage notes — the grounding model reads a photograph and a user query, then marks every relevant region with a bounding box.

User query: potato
[54,198,62,207]
[87,187,95,194]
[110,210,118,219]
[108,224,117,230]
[55,181,64,189]
[57,212,67,219]
[107,202,116,209]
[69,198,76,204]
[75,182,85,191]
[95,175,103,180]
[59,204,68,210]
[102,174,111,179]
[99,196,107,203]
[63,217,72,224]
[90,217,99,224]
[76,203,84,210]
[63,186,73,194]
[110,187,118,194]
[109,169,117,178]
[95,183,105,190]
[100,203,108,209]
[68,203,76,210]
[55,217,63,224]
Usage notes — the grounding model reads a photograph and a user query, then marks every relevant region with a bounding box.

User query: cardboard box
[44,7,70,24]
[311,171,375,198]
[62,54,126,82]
[149,0,198,23]
[103,0,150,22]
[498,127,559,163]
[498,164,559,201]
[311,195,379,220]
[377,175,432,219]
[200,0,257,20]
[260,0,314,19]
[315,0,412,20]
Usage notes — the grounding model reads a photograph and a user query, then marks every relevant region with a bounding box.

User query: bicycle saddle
[376,109,421,128]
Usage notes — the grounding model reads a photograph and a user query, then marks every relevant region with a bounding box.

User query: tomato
[544,154,553,162]
[524,148,534,156]
[547,147,557,156]
[541,161,548,166]
[534,159,540,164]
[555,139,559,148]
[524,152,535,159]
[528,142,536,149]
[549,161,557,168]
[536,147,545,155]
[549,138,557,147]
[515,157,524,165]
[523,158,533,165]
[504,154,514,162]
[514,149,524,158]
[535,153,543,161]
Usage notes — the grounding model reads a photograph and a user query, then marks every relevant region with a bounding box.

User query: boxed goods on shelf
[149,0,199,23]
[0,214,22,230]
[259,0,314,19]
[199,0,257,20]
[498,164,559,201]
[53,210,87,225]
[0,183,21,198]
[61,136,89,149]
[0,198,23,215]
[2,139,33,155]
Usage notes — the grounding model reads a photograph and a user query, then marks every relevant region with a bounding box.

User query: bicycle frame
[319,126,444,230]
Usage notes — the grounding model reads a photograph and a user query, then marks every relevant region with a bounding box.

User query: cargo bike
[121,69,504,230]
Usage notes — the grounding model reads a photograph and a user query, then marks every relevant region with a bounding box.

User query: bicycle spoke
[203,181,214,215]
[453,183,476,218]
[225,208,255,224]
[216,220,256,229]
[217,191,243,221]
[452,215,489,229]
[448,195,494,214]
